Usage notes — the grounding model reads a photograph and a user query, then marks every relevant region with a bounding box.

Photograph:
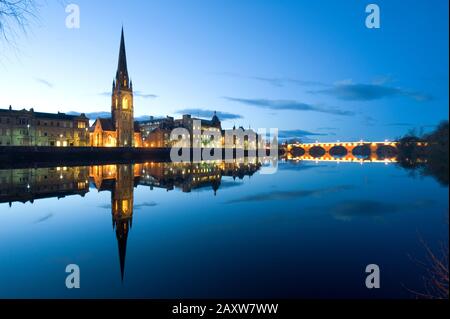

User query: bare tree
[407,223,449,299]
[0,0,39,44]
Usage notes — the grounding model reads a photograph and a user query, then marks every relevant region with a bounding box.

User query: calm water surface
[0,159,448,298]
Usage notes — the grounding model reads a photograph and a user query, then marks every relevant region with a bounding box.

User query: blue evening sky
[0,0,448,141]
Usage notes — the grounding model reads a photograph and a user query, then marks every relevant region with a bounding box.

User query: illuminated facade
[140,113,223,148]
[0,107,89,147]
[175,114,222,148]
[223,126,259,150]
[90,28,142,147]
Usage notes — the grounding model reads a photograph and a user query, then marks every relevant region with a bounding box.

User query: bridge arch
[376,145,398,159]
[290,146,305,157]
[352,144,371,159]
[309,146,326,158]
[329,145,348,158]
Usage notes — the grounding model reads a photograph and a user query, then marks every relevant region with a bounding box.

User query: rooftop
[0,107,88,121]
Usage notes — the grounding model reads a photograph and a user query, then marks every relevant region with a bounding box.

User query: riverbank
[0,146,171,169]
[0,146,274,169]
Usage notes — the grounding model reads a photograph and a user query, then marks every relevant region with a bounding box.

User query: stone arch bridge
[285,141,399,163]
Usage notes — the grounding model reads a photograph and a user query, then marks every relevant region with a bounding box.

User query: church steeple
[116,27,130,90]
[111,27,134,147]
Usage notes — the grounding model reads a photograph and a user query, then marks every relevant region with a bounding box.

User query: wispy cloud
[98,91,158,99]
[332,200,400,220]
[316,127,339,131]
[34,77,54,88]
[223,97,355,116]
[176,108,243,120]
[249,76,327,88]
[134,91,158,99]
[134,201,158,210]
[325,199,434,221]
[213,72,327,88]
[385,122,414,127]
[97,204,111,209]
[216,72,432,102]
[309,83,433,102]
[34,213,54,224]
[278,129,329,139]
[193,180,244,192]
[363,116,377,127]
[278,162,328,171]
[224,185,353,204]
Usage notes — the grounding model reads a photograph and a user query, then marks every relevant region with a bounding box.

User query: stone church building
[90,28,142,147]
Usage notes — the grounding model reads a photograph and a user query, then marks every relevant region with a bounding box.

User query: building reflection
[0,166,89,205]
[0,159,261,281]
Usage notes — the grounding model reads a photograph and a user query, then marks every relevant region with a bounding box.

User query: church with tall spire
[90,28,142,147]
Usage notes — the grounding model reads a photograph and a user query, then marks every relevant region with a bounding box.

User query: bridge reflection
[285,154,398,164]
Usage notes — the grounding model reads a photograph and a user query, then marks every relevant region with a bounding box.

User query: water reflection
[284,152,398,163]
[0,154,447,296]
[0,160,261,282]
[0,166,90,205]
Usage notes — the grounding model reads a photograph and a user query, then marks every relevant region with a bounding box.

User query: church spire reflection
[89,163,136,282]
[112,164,134,282]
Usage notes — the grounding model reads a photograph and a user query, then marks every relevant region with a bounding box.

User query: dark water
[0,158,448,298]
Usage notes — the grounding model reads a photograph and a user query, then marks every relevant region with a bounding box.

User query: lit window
[122,97,129,110]
[122,200,129,214]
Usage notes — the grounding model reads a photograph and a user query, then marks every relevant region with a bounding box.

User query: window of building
[122,200,129,214]
[77,122,86,129]
[122,97,129,110]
